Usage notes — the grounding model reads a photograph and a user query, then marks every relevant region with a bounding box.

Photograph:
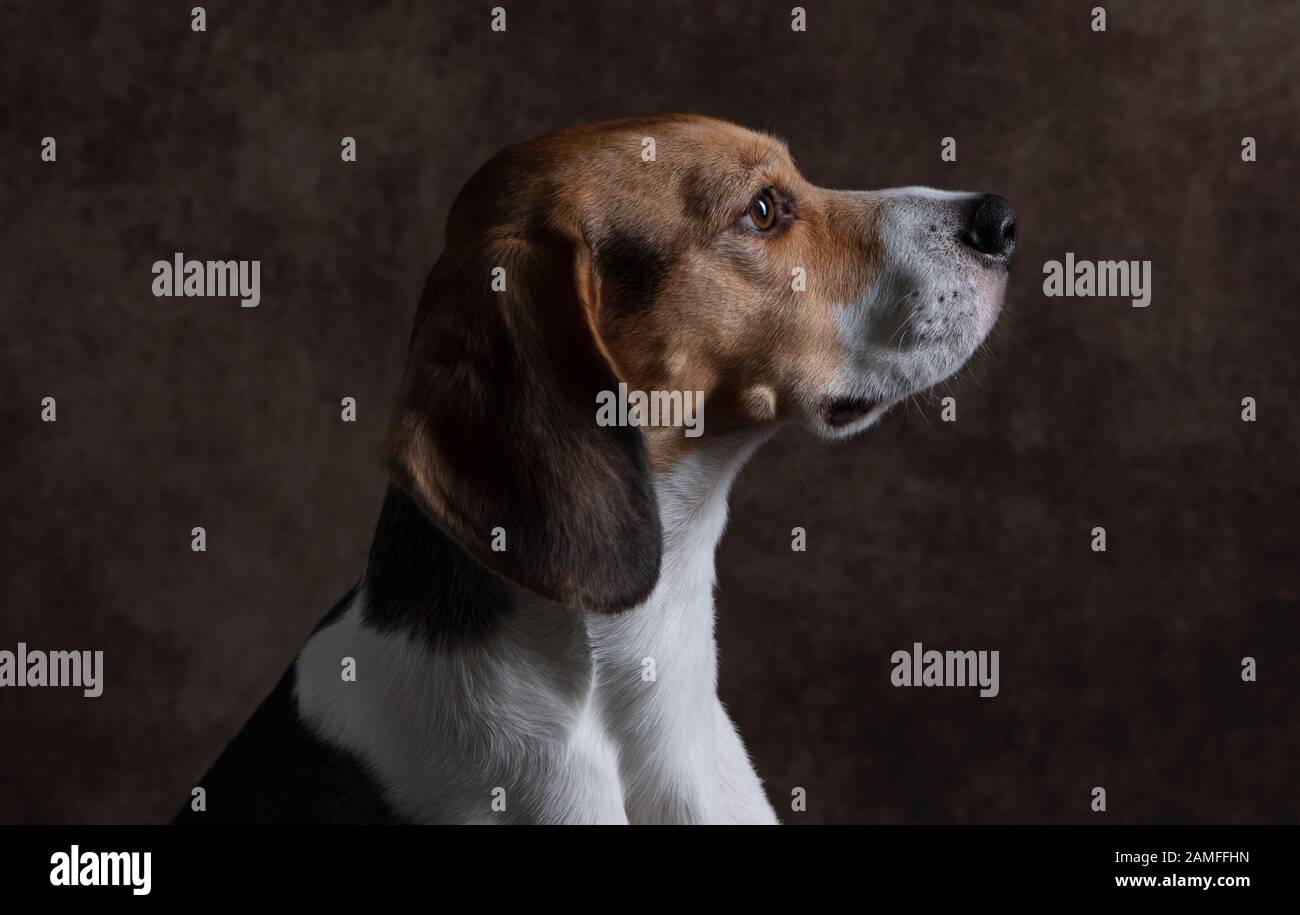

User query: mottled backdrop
[2,0,1297,823]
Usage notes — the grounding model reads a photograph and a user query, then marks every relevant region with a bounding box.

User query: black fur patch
[596,231,672,313]
[360,484,513,648]
[173,656,404,825]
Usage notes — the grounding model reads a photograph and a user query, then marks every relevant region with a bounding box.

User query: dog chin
[812,395,896,438]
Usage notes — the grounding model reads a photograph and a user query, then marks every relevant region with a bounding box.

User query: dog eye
[746,191,778,232]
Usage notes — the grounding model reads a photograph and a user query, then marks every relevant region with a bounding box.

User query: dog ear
[384,219,662,614]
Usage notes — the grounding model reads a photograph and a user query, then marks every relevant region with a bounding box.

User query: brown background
[2,0,1297,824]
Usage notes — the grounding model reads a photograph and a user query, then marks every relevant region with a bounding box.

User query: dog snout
[960,194,1017,264]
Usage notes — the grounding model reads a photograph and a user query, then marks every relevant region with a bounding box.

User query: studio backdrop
[2,0,1296,824]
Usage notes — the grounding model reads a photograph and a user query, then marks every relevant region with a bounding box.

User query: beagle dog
[177,115,1015,824]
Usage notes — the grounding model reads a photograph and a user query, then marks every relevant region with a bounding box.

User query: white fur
[294,432,778,824]
[817,187,1007,439]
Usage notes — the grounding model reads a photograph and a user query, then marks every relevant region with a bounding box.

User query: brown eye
[748,191,777,231]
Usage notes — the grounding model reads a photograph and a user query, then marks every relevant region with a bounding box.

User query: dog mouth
[822,396,882,428]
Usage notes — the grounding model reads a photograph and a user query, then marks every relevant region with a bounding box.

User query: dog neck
[650,430,771,569]
[358,430,771,647]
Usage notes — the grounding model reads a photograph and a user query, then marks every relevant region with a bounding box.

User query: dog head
[386,115,1014,613]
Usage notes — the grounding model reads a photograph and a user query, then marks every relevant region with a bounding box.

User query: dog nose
[960,194,1017,263]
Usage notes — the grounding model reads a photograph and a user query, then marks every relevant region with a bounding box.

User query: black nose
[960,194,1017,263]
